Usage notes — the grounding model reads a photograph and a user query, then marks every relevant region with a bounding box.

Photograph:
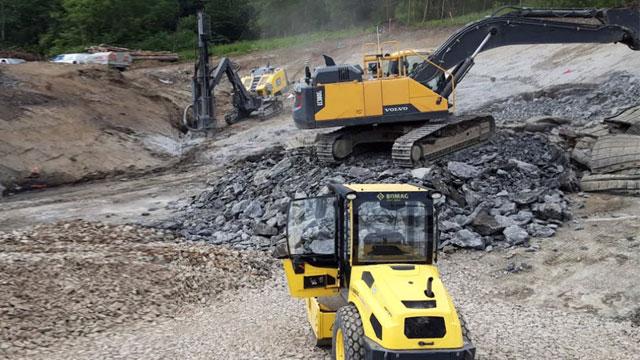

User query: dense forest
[0,0,635,55]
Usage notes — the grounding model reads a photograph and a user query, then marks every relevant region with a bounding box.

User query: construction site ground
[1,27,640,359]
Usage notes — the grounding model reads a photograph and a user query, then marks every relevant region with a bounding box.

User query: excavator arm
[209,57,263,119]
[412,6,640,99]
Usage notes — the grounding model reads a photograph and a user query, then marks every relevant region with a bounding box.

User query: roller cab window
[353,192,435,265]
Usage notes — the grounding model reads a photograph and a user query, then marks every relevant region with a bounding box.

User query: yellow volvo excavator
[293,6,640,167]
[280,184,473,359]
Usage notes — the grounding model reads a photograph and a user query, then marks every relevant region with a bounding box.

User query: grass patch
[178,27,368,60]
[411,9,497,29]
[175,9,500,61]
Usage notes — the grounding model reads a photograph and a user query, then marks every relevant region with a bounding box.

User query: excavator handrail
[404,49,457,113]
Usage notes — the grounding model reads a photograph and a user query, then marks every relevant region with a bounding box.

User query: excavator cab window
[406,55,422,76]
[367,62,379,79]
[388,59,400,76]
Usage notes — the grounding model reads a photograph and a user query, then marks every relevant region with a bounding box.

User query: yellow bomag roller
[279,184,473,359]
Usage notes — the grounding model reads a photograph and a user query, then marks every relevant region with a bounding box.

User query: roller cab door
[282,196,340,298]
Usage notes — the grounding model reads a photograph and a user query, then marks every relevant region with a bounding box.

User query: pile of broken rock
[165,131,573,252]
[520,104,640,195]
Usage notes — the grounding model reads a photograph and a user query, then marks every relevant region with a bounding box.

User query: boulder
[232,183,244,195]
[272,197,290,212]
[510,190,541,205]
[532,201,565,221]
[242,201,264,219]
[451,229,485,249]
[348,166,373,179]
[410,167,432,180]
[440,220,462,232]
[447,161,480,179]
[231,200,250,216]
[508,158,540,176]
[490,199,517,216]
[503,225,529,245]
[269,158,292,177]
[527,223,555,238]
[495,215,518,228]
[214,215,226,226]
[253,169,270,186]
[510,210,534,226]
[471,210,503,236]
[463,185,482,209]
[254,222,278,236]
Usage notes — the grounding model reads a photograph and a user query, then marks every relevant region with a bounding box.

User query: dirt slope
[0,63,183,191]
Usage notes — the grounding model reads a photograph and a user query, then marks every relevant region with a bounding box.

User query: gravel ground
[0,221,275,359]
[33,252,639,360]
[3,197,639,360]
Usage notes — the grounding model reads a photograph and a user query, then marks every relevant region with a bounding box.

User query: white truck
[50,52,131,70]
[87,52,132,70]
[0,58,27,65]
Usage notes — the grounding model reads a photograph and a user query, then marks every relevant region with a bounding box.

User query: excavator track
[316,127,354,163]
[392,115,495,167]
[314,115,495,166]
[392,123,449,168]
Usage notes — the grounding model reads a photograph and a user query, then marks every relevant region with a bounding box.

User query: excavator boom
[413,6,640,96]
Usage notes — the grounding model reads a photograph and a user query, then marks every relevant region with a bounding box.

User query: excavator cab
[281,184,475,359]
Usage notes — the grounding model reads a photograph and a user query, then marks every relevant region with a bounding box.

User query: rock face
[166,131,572,251]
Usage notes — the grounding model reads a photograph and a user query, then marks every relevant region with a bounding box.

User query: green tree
[0,0,62,52]
[49,0,179,51]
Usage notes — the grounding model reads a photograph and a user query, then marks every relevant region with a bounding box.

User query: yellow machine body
[314,77,449,122]
[293,50,451,130]
[241,66,288,96]
[348,265,463,350]
[305,297,337,344]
